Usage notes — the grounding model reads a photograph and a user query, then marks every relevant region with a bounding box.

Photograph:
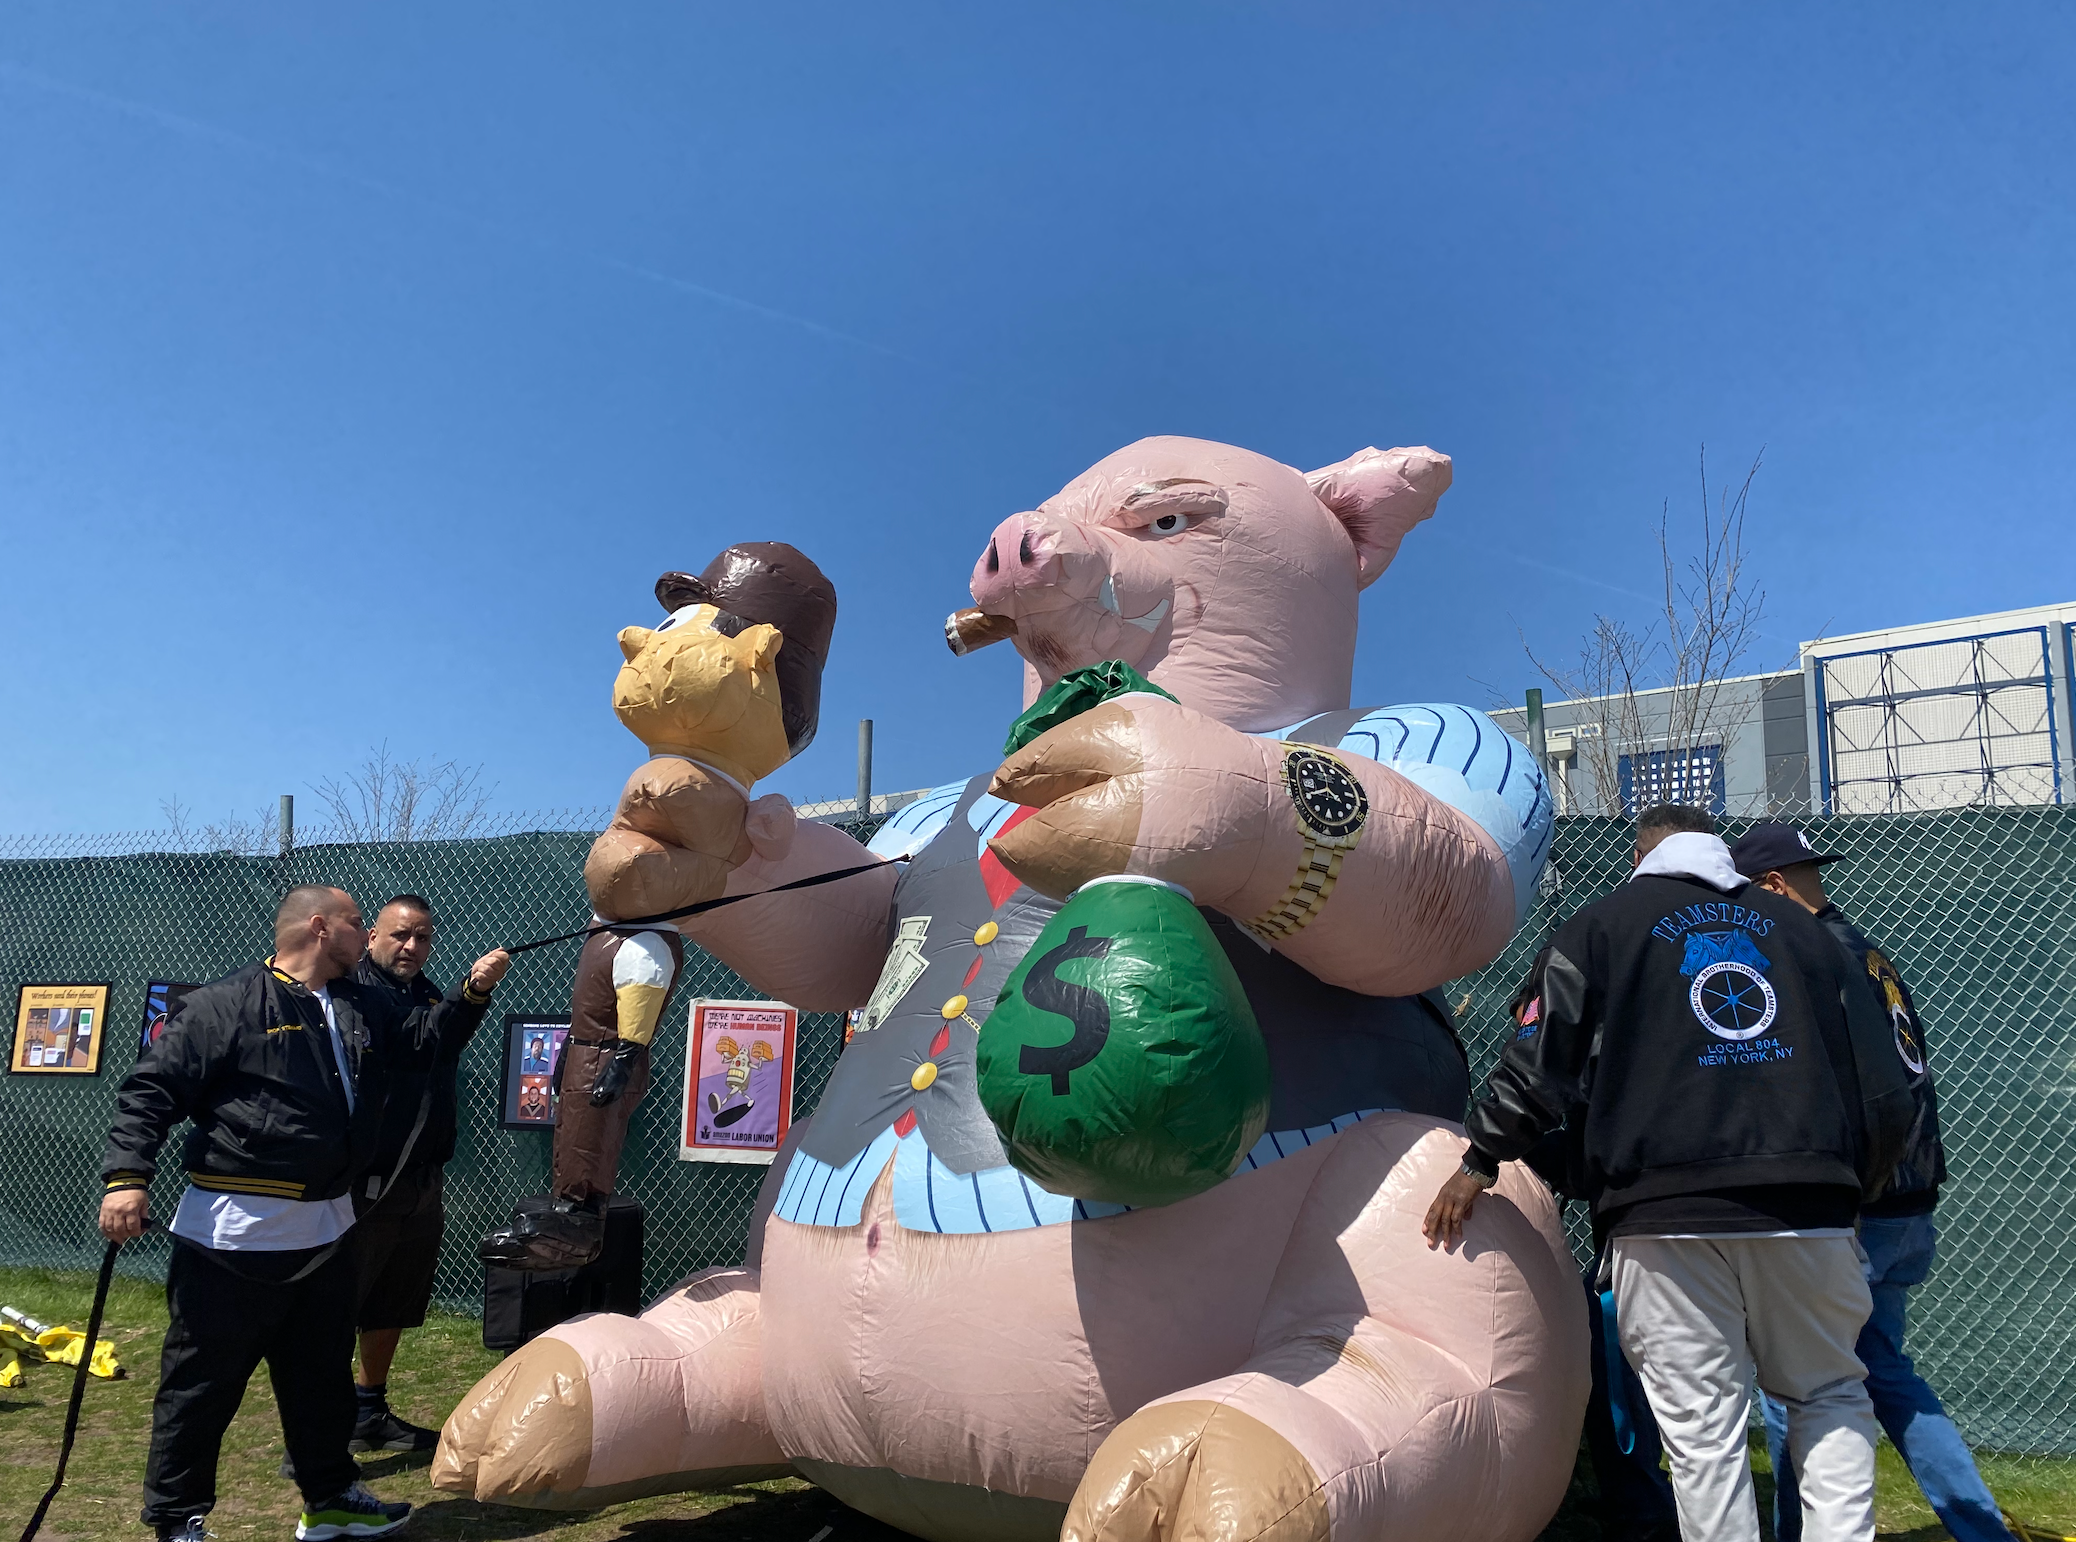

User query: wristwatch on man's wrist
[1242,745,1370,943]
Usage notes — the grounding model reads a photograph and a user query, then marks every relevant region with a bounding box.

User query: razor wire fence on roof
[1,805,2072,1457]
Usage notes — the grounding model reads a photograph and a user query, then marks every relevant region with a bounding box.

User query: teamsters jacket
[101,960,390,1204]
[1817,904,1946,1217]
[353,956,493,1185]
[1463,873,1916,1230]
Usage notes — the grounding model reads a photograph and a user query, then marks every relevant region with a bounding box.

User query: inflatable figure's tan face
[613,603,791,785]
[964,435,1451,734]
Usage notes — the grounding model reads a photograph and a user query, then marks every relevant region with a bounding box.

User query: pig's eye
[1150,513,1187,536]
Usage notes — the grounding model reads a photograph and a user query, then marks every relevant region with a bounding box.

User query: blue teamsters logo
[1680,929,1771,976]
[1679,930,1778,1042]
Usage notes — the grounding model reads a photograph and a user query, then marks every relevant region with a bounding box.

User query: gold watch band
[1245,840,1347,941]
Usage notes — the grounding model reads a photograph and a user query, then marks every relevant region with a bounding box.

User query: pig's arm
[988,697,1550,998]
[674,818,897,1012]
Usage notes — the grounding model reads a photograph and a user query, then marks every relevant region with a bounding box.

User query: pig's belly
[758,1132,1334,1502]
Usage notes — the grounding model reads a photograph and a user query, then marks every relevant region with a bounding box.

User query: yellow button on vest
[941,995,969,1020]
[972,921,999,946]
[910,1061,938,1091]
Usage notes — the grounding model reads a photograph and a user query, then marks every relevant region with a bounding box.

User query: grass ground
[2,1265,2070,1542]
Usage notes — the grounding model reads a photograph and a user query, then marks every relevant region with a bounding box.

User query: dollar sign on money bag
[977,876,1270,1208]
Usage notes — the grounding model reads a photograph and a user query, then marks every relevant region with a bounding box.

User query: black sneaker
[157,1516,208,1542]
[350,1407,440,1453]
[295,1481,410,1540]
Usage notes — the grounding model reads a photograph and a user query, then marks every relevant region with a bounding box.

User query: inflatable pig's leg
[433,1267,789,1508]
[434,1124,809,1509]
[1065,1117,1588,1542]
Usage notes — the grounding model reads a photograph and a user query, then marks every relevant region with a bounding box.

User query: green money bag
[977,876,1271,1208]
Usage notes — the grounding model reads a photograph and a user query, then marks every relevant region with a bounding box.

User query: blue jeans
[1584,1262,1679,1540]
[1762,1213,2013,1542]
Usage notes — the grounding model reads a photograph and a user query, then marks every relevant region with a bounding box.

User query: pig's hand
[989,696,1518,997]
[986,697,1284,911]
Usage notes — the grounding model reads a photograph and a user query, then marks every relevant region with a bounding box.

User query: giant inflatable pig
[437,437,1588,1542]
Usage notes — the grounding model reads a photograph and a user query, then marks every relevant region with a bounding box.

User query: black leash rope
[19,1231,128,1542]
[503,861,890,955]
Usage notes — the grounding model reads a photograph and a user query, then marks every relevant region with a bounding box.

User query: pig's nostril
[986,542,1000,575]
[1019,531,1036,566]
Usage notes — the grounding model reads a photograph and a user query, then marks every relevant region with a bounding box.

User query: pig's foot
[1064,1393,1328,1542]
[1067,1117,1587,1542]
[434,1267,790,1509]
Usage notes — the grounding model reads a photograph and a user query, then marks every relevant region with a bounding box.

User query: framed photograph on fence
[10,984,112,1075]
[679,999,796,1165]
[138,981,204,1058]
[500,1014,571,1130]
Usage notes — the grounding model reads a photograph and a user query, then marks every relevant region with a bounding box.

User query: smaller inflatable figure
[480,544,838,1270]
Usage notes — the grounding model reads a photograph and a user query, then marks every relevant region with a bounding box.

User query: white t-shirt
[168,977,359,1252]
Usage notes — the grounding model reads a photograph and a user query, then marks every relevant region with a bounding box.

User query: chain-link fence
[2,806,2072,1457]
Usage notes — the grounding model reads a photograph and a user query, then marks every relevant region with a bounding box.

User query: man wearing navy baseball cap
[1729,823,2014,1542]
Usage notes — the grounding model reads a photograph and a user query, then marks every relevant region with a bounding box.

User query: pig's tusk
[946,609,1018,656]
[1099,575,1171,633]
[1123,596,1170,633]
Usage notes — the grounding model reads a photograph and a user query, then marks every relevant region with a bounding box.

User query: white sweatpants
[1612,1235,1877,1542]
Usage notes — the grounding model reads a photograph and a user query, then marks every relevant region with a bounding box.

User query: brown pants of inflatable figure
[552,1040,651,1205]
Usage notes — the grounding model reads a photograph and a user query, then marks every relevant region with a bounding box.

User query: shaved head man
[101,883,412,1541]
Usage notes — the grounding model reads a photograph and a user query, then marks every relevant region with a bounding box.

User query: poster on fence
[679,999,796,1164]
[138,981,204,1058]
[500,1014,571,1129]
[10,984,111,1075]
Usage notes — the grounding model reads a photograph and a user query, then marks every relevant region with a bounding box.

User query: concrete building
[1493,601,2076,818]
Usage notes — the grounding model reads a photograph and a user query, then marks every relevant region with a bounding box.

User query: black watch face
[1286,748,1368,838]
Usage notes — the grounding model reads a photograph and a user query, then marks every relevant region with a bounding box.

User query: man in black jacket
[1730,824,2013,1542]
[100,885,413,1542]
[1424,805,1915,1542]
[344,894,508,1452]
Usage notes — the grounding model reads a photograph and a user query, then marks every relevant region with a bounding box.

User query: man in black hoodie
[1424,805,1915,1542]
[1729,824,2013,1542]
[345,895,508,1451]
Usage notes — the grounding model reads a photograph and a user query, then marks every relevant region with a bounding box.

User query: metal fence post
[279,794,294,857]
[857,719,874,823]
[1525,689,1549,779]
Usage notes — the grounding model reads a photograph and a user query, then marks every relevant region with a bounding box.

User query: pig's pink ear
[1304,446,1452,589]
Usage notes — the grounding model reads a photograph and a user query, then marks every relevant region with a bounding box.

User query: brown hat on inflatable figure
[584,543,837,924]
[654,542,838,757]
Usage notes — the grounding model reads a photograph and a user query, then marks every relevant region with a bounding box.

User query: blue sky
[2,5,2072,833]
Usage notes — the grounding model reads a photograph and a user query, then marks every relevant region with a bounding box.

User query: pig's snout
[970,513,1066,613]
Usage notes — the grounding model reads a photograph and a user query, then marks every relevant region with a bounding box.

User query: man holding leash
[342,894,509,1452]
[100,886,414,1542]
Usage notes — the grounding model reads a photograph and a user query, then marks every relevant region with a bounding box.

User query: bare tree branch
[311,744,494,842]
[1524,447,1770,815]
[157,796,281,855]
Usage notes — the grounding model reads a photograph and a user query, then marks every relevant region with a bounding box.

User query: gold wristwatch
[1242,745,1370,943]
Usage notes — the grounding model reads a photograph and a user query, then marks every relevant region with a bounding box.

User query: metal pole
[279,794,294,857]
[856,720,874,822]
[1525,689,1549,779]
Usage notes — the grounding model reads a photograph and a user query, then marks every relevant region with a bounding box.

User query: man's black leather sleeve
[1462,943,1596,1176]
[100,988,223,1190]
[1832,947,1916,1197]
[426,979,493,1066]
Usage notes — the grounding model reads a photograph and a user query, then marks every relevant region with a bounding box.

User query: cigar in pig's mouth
[945,608,1018,656]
